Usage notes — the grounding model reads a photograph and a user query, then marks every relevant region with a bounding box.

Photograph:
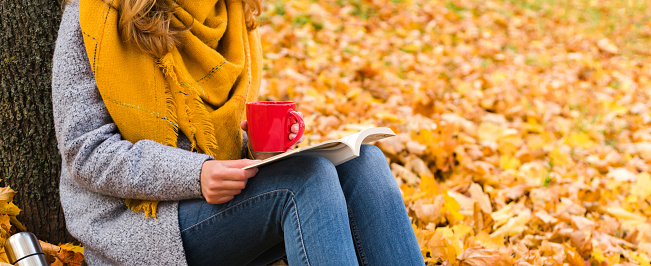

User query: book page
[362,133,395,144]
[242,141,350,169]
[339,132,363,146]
[242,127,395,169]
[353,127,396,154]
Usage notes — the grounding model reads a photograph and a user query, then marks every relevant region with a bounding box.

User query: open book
[243,127,396,169]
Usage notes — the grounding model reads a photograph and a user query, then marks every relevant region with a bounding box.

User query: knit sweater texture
[52,2,214,264]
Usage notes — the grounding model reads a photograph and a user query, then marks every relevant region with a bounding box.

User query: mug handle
[286,110,305,150]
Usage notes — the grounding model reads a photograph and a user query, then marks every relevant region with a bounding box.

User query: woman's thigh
[179,155,350,265]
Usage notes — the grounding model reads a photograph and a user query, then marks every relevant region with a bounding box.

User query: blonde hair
[113,0,262,58]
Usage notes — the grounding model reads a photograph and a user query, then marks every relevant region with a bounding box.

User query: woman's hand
[240,113,305,143]
[241,112,305,157]
[200,159,260,204]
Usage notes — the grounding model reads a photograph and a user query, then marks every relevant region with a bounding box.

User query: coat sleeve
[51,1,211,201]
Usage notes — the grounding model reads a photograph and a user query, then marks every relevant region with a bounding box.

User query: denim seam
[347,206,369,265]
[181,189,293,233]
[290,197,311,266]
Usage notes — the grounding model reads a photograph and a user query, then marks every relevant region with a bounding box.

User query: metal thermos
[4,232,48,266]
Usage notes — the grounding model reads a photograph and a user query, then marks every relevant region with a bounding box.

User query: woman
[52,0,424,265]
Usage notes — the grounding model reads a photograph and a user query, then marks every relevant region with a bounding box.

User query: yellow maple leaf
[607,254,621,265]
[527,131,554,150]
[606,206,646,230]
[490,209,531,238]
[428,227,463,263]
[9,216,25,232]
[444,193,464,223]
[499,154,520,170]
[0,247,9,265]
[490,204,515,228]
[550,146,571,166]
[374,111,404,123]
[565,132,593,149]
[498,133,522,156]
[524,118,544,134]
[591,247,605,263]
[629,252,651,266]
[59,243,84,255]
[473,231,505,249]
[632,172,651,200]
[452,224,473,242]
[0,201,20,217]
[564,246,585,266]
[0,215,9,231]
[419,174,440,196]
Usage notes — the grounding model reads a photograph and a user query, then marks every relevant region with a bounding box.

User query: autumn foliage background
[256,0,651,264]
[1,0,650,265]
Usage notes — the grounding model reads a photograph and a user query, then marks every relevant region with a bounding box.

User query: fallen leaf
[597,38,619,54]
[457,246,508,266]
[564,245,586,266]
[491,209,531,238]
[0,188,16,203]
[468,183,492,214]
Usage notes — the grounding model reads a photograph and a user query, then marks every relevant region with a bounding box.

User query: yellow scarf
[79,0,262,217]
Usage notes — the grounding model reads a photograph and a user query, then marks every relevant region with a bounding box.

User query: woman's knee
[278,155,341,192]
[293,155,337,177]
[357,145,388,167]
[339,145,401,195]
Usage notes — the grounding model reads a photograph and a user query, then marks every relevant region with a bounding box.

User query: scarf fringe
[183,97,198,152]
[189,91,220,157]
[124,199,158,218]
[159,54,220,157]
[163,81,180,148]
[159,59,180,148]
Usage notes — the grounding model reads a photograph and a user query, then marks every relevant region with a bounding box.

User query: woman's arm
[51,1,210,201]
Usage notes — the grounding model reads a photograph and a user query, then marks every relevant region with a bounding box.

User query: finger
[240,120,248,131]
[244,168,258,179]
[204,188,241,201]
[221,159,261,169]
[217,180,248,190]
[291,124,299,133]
[209,195,235,205]
[219,168,258,181]
[215,189,244,198]
[289,133,305,142]
[298,112,303,118]
[219,195,235,203]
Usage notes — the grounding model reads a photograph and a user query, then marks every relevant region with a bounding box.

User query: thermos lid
[5,232,46,264]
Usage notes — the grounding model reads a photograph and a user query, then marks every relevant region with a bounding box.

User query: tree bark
[0,0,76,243]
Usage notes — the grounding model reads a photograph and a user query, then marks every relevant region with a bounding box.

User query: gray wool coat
[52,1,220,265]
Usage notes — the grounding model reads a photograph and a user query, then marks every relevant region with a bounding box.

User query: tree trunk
[0,0,75,244]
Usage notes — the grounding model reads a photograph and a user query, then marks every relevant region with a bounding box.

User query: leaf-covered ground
[2,0,650,265]
[258,0,651,265]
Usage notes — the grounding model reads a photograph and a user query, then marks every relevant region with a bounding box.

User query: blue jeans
[178,145,424,266]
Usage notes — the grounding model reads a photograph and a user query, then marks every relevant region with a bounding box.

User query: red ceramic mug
[246,101,305,153]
